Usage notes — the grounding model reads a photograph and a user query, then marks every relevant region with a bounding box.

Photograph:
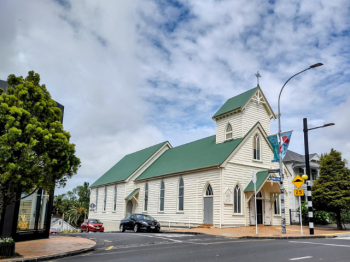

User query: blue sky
[0,0,349,194]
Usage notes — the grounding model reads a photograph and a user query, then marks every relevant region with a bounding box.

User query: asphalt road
[55,231,350,262]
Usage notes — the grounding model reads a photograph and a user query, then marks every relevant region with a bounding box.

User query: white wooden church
[89,86,291,230]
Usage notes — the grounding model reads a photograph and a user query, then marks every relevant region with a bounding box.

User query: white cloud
[0,0,349,194]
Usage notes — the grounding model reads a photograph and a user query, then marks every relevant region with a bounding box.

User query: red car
[50,228,59,234]
[81,219,104,233]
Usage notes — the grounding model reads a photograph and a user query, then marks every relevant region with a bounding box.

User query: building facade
[284,150,320,224]
[90,86,292,230]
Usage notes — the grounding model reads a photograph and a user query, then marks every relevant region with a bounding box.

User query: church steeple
[212,86,276,144]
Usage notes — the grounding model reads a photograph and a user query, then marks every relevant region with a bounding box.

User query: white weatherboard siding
[90,184,126,230]
[124,144,171,210]
[134,168,221,227]
[223,125,289,227]
[89,87,293,231]
[242,100,271,136]
[216,112,242,144]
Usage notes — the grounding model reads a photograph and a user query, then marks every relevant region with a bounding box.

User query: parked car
[120,214,161,233]
[81,219,104,233]
[49,228,59,234]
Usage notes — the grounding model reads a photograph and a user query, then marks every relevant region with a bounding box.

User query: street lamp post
[277,63,323,234]
[303,118,334,235]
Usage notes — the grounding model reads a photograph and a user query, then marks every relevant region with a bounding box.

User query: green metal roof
[91,142,168,187]
[244,171,270,192]
[212,87,258,118]
[125,188,140,200]
[136,135,244,181]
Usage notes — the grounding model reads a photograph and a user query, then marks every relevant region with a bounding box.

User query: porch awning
[244,171,270,192]
[125,188,140,200]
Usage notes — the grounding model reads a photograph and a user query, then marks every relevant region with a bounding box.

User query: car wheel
[86,227,89,233]
[120,224,125,232]
[154,229,160,233]
[80,229,83,233]
[133,224,138,233]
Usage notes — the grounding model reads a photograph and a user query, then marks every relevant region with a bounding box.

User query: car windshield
[50,228,57,231]
[135,214,155,221]
[88,219,102,223]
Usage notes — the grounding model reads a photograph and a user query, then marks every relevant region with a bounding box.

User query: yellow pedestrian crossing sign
[292,175,305,189]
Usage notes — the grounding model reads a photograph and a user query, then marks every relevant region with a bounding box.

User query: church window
[273,194,280,215]
[206,184,213,196]
[113,185,117,211]
[95,188,98,211]
[103,187,107,211]
[234,185,241,214]
[178,178,184,211]
[159,181,165,211]
[226,123,233,140]
[253,134,261,160]
[144,183,149,211]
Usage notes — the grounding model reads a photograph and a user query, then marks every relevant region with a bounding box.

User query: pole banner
[279,131,293,160]
[267,134,279,162]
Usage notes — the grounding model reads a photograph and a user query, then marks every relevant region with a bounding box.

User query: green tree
[0,71,80,216]
[312,149,350,230]
[67,201,88,226]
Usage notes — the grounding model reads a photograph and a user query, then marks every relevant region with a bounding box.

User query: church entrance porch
[245,170,282,226]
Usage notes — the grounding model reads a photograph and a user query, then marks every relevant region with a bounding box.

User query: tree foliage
[53,182,90,227]
[0,71,80,213]
[312,149,350,229]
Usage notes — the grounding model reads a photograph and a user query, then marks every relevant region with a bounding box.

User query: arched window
[234,185,241,214]
[103,187,107,211]
[178,178,184,211]
[159,181,165,211]
[95,188,98,211]
[206,184,213,196]
[144,183,149,211]
[253,134,261,160]
[226,123,233,140]
[113,185,117,211]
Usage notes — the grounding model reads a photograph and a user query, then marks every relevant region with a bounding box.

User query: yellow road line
[104,240,112,242]
[205,239,273,245]
[105,246,113,250]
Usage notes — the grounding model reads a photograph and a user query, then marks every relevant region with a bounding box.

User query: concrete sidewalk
[1,235,95,261]
[173,225,350,238]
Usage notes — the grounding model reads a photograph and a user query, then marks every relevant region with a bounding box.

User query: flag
[279,131,293,160]
[267,134,279,162]
[267,131,293,162]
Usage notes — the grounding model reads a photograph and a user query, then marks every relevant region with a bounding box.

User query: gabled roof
[136,135,244,181]
[90,141,168,187]
[283,150,319,163]
[212,87,258,118]
[125,188,140,200]
[244,171,270,192]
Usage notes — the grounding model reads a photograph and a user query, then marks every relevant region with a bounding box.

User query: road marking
[104,240,112,242]
[105,246,113,250]
[88,243,185,256]
[320,232,350,235]
[290,241,350,248]
[289,256,312,260]
[205,239,273,245]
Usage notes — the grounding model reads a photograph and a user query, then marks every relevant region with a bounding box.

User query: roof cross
[255,71,261,86]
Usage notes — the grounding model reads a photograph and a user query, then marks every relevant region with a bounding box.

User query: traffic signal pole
[303,118,314,235]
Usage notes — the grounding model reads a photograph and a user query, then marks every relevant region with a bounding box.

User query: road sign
[270,177,281,181]
[294,189,304,196]
[90,203,95,209]
[292,175,305,188]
